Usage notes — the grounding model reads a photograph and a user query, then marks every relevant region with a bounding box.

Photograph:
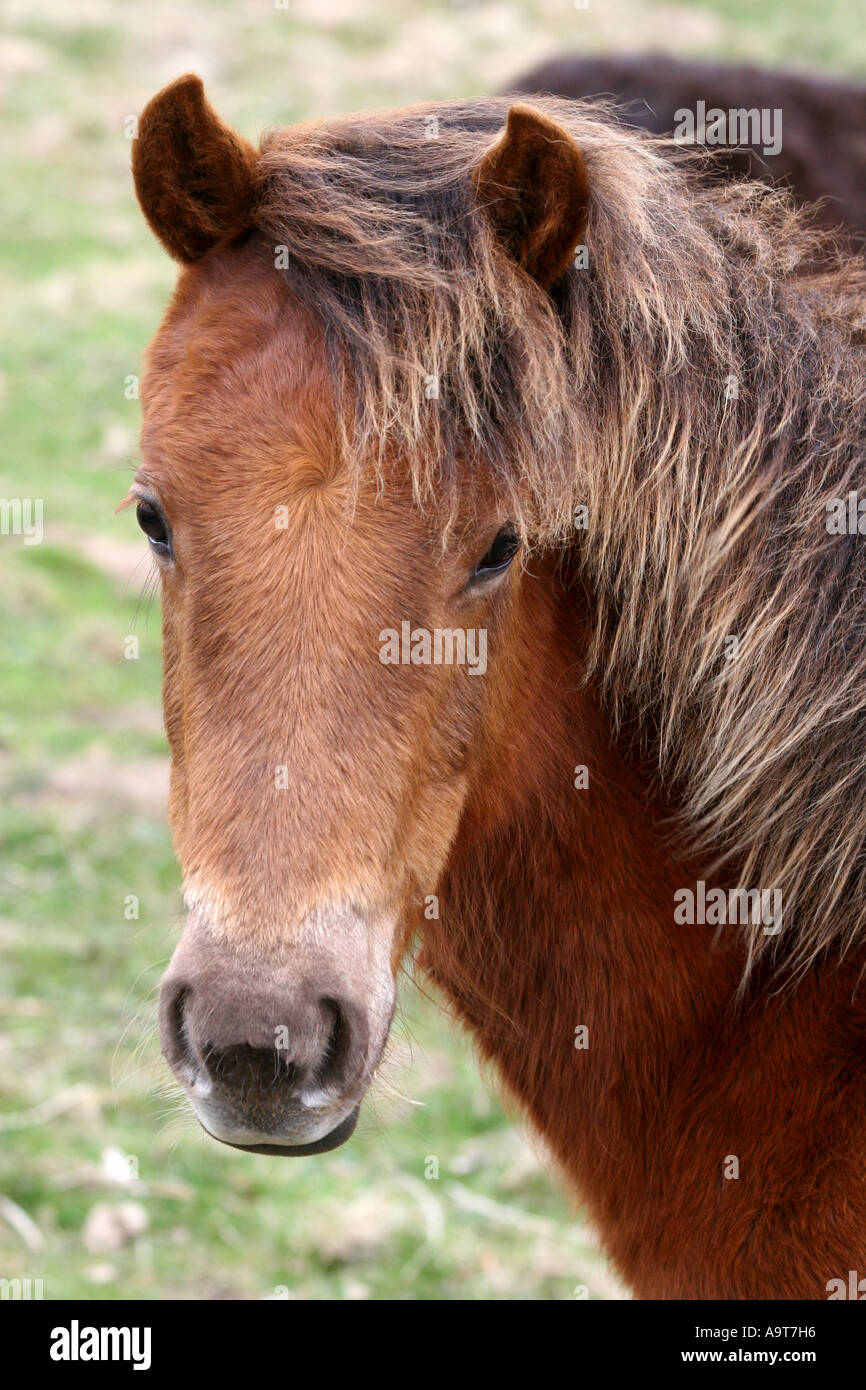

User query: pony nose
[161,980,370,1098]
[157,906,395,1154]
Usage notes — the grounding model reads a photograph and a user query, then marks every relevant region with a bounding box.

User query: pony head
[131,76,589,1153]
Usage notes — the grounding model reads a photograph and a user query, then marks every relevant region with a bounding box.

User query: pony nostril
[313,998,351,1090]
[160,982,196,1074]
[313,998,368,1092]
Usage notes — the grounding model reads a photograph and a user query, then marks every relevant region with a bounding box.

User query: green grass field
[1,0,863,1301]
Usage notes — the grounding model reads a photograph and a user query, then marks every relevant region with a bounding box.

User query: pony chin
[192,1098,361,1157]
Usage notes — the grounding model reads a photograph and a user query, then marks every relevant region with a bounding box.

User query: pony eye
[471,525,520,584]
[136,500,172,557]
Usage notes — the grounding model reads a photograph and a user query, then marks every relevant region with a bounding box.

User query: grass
[0,0,862,1301]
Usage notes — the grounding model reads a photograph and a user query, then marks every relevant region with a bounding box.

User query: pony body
[131,77,866,1296]
[423,572,866,1298]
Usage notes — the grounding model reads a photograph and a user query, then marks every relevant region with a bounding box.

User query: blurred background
[1,0,863,1301]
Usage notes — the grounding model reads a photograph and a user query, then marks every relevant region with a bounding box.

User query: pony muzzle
[158,906,395,1155]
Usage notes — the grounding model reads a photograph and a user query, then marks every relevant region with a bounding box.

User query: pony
[503,51,866,239]
[129,75,866,1297]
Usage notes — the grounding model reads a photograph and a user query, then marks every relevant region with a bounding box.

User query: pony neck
[421,561,758,1293]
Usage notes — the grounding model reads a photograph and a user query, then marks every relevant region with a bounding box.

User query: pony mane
[255,96,866,971]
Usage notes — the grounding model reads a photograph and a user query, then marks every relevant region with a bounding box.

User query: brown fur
[473,103,589,288]
[132,75,258,262]
[131,80,866,1296]
[422,569,866,1298]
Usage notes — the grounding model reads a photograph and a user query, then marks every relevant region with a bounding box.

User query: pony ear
[132,74,258,263]
[473,104,589,290]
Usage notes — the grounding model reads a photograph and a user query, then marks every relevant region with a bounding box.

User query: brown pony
[129,76,866,1298]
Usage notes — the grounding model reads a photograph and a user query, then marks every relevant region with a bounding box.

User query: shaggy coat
[249,91,866,974]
